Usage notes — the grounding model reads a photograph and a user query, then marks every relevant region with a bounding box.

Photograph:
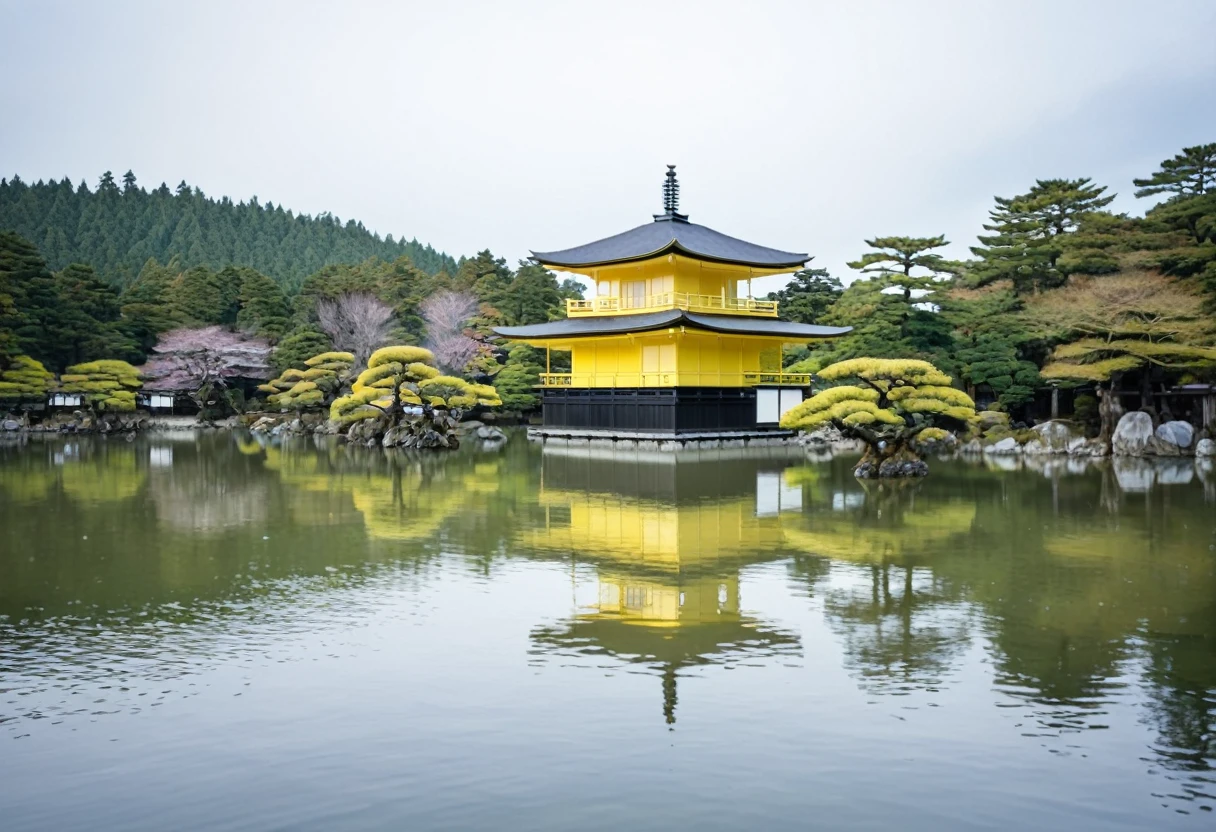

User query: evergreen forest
[0,171,456,290]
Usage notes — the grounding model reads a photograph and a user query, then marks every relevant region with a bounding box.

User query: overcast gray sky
[2,0,1214,292]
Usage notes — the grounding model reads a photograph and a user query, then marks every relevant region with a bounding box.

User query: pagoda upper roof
[493,309,850,340]
[531,216,809,270]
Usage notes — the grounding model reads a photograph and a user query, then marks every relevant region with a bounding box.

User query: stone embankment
[245,412,507,449]
[964,412,1212,460]
[2,411,150,434]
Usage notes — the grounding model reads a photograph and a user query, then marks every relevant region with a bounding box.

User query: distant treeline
[0,171,457,290]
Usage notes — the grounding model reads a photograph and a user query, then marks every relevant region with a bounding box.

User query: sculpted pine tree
[57,360,143,412]
[780,358,977,478]
[0,355,54,409]
[1026,271,1216,438]
[260,351,354,411]
[329,345,500,449]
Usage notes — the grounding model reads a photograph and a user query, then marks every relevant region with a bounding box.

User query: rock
[984,455,1021,472]
[958,438,983,455]
[1112,411,1156,456]
[1156,459,1194,485]
[976,410,1009,431]
[382,425,408,447]
[877,457,929,477]
[984,437,1021,455]
[1067,437,1107,457]
[1197,457,1214,483]
[1155,420,1195,450]
[249,416,277,434]
[457,420,485,434]
[1113,457,1155,492]
[1196,438,1216,457]
[1027,420,1077,454]
[2,419,19,431]
[799,424,847,446]
[475,425,507,442]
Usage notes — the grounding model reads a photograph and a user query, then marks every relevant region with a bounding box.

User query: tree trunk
[852,434,928,479]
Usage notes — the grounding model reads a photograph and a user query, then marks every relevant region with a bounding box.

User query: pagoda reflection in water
[527,445,806,725]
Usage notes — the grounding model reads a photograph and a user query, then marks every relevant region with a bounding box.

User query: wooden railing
[566,292,778,318]
[539,372,811,388]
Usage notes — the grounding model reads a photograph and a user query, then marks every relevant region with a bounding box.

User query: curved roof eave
[531,239,809,271]
[492,311,852,341]
[529,218,809,270]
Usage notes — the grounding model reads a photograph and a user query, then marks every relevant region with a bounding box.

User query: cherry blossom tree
[139,326,273,414]
[315,292,394,369]
[421,289,483,373]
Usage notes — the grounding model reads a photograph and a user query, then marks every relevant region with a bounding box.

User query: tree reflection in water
[0,435,1212,811]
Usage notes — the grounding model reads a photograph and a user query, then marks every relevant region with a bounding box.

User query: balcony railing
[566,292,778,318]
[539,372,811,388]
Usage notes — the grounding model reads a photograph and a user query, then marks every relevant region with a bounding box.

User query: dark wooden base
[542,387,779,434]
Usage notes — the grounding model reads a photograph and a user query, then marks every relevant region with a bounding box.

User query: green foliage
[1134,143,1216,201]
[767,267,842,324]
[970,178,1115,294]
[368,345,434,367]
[781,357,976,437]
[846,235,957,278]
[0,355,54,403]
[58,359,143,411]
[813,275,955,371]
[0,232,141,370]
[494,344,544,411]
[0,173,457,290]
[263,351,353,410]
[955,333,1040,410]
[235,267,291,341]
[479,261,566,326]
[272,328,333,374]
[172,265,241,326]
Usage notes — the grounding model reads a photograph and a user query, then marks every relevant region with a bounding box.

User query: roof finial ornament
[656,164,688,222]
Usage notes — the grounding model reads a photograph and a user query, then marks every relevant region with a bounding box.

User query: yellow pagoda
[494,166,850,435]
[525,445,805,724]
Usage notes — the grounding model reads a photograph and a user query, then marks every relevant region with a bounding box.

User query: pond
[1,432,1214,830]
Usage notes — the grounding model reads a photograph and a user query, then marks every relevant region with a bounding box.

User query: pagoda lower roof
[531,216,809,270]
[493,310,851,340]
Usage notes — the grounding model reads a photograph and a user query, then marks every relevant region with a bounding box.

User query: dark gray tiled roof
[493,311,850,340]
[531,217,809,269]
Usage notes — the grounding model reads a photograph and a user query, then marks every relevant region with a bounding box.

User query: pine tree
[490,262,563,326]
[272,328,333,373]
[121,170,138,194]
[1134,143,1216,201]
[494,343,544,411]
[847,235,957,279]
[970,178,1115,294]
[768,267,843,325]
[234,267,291,341]
[98,171,119,196]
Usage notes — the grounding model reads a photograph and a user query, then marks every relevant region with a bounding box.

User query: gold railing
[540,372,810,388]
[742,372,812,386]
[566,292,778,318]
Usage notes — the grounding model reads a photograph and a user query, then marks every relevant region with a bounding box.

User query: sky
[2,0,1214,293]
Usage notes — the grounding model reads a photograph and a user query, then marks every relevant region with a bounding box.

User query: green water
[1,432,1214,830]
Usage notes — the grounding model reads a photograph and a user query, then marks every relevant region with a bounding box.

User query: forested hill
[0,171,458,291]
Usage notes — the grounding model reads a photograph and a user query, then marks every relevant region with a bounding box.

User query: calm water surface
[1,432,1214,830]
